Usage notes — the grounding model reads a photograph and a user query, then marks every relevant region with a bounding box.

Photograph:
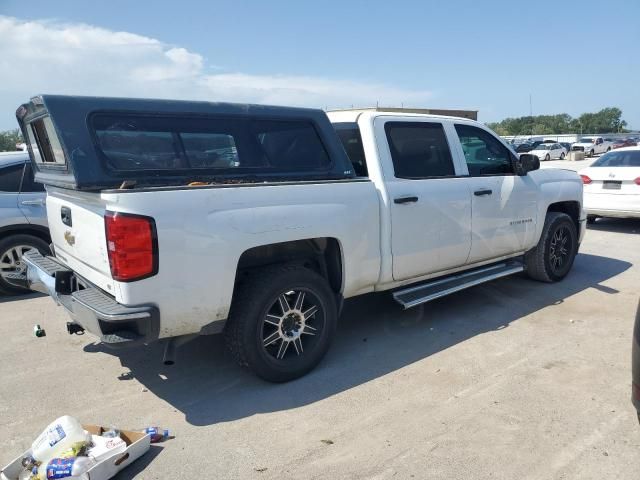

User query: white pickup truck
[16,95,585,382]
[572,136,612,157]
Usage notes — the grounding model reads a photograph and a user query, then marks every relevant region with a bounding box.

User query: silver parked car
[0,151,49,294]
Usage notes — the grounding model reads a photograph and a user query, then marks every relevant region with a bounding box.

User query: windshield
[591,150,640,167]
[579,138,595,143]
[535,144,550,150]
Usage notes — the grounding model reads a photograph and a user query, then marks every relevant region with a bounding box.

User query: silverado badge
[64,231,76,246]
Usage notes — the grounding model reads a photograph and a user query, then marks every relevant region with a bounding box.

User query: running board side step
[392,260,524,309]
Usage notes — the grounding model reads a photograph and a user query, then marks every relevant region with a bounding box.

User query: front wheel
[525,212,578,282]
[225,264,337,382]
[560,152,565,160]
[545,154,551,161]
[588,149,594,158]
[606,147,611,152]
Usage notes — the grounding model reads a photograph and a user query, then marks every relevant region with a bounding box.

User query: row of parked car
[512,136,640,160]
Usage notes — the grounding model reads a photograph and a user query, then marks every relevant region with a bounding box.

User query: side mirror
[514,153,540,175]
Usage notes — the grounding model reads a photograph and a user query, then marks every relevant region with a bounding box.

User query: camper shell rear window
[91,114,332,175]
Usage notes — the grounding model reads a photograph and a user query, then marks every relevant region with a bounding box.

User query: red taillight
[104,211,157,282]
[580,175,592,185]
[635,177,640,186]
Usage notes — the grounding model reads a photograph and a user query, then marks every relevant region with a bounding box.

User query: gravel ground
[1,218,639,480]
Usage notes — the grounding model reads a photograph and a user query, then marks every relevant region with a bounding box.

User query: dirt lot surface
[1,218,639,480]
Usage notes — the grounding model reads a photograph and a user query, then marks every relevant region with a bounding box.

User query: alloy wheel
[549,226,570,273]
[0,245,34,282]
[261,289,324,361]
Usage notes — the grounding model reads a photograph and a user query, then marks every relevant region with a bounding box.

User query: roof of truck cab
[326,109,477,124]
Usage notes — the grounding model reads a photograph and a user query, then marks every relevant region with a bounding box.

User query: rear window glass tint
[385,122,455,178]
[333,123,367,177]
[253,120,330,170]
[0,163,25,192]
[20,162,45,192]
[92,115,329,173]
[181,132,239,168]
[592,150,640,167]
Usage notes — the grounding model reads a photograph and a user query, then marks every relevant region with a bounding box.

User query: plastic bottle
[141,426,170,443]
[37,456,95,480]
[31,416,88,462]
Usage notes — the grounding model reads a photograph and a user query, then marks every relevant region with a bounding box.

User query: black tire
[224,264,337,382]
[560,152,565,160]
[0,234,50,295]
[586,215,597,225]
[525,212,578,283]
[588,149,594,158]
[545,154,550,161]
[606,147,611,152]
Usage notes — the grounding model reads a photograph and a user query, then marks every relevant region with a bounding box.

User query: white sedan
[529,143,567,161]
[579,146,640,222]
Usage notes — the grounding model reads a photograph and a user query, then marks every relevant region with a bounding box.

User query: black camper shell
[16,95,355,191]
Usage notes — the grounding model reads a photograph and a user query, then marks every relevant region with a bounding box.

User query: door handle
[474,189,493,196]
[21,199,45,206]
[394,196,419,204]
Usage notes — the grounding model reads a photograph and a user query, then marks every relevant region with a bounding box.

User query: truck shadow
[84,252,631,426]
[587,218,639,234]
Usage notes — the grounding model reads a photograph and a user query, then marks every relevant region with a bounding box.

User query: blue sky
[1,0,639,130]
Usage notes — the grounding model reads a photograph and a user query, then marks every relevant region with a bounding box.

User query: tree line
[0,128,24,152]
[486,107,628,136]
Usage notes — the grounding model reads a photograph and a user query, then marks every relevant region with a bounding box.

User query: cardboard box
[1,424,150,480]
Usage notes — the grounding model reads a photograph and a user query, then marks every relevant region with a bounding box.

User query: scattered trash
[2,416,154,480]
[320,439,334,445]
[33,325,45,338]
[140,427,171,443]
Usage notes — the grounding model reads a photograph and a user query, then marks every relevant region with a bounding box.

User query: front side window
[0,163,25,192]
[385,122,455,179]
[455,124,514,176]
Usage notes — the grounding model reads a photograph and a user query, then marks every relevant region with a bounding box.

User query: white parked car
[572,136,612,157]
[17,95,585,382]
[579,146,640,222]
[529,143,567,161]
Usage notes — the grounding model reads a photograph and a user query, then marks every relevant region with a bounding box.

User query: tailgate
[46,186,115,294]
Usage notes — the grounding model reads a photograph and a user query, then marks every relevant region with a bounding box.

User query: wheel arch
[235,237,344,297]
[0,224,51,245]
[547,201,580,233]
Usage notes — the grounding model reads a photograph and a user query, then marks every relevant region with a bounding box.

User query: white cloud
[0,16,433,130]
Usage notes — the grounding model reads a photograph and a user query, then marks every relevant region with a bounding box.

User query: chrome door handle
[394,196,419,204]
[21,199,45,206]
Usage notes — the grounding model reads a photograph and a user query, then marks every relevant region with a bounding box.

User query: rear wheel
[525,212,577,282]
[560,152,565,160]
[225,264,337,382]
[0,234,50,295]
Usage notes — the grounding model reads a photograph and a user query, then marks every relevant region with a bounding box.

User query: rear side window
[27,117,66,166]
[92,114,330,173]
[385,122,455,179]
[0,163,25,192]
[20,163,45,192]
[253,120,330,170]
[333,122,368,177]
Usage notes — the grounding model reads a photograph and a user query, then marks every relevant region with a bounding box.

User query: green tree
[487,108,627,136]
[0,129,24,152]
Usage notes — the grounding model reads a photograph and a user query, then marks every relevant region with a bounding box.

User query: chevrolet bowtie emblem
[64,231,76,246]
